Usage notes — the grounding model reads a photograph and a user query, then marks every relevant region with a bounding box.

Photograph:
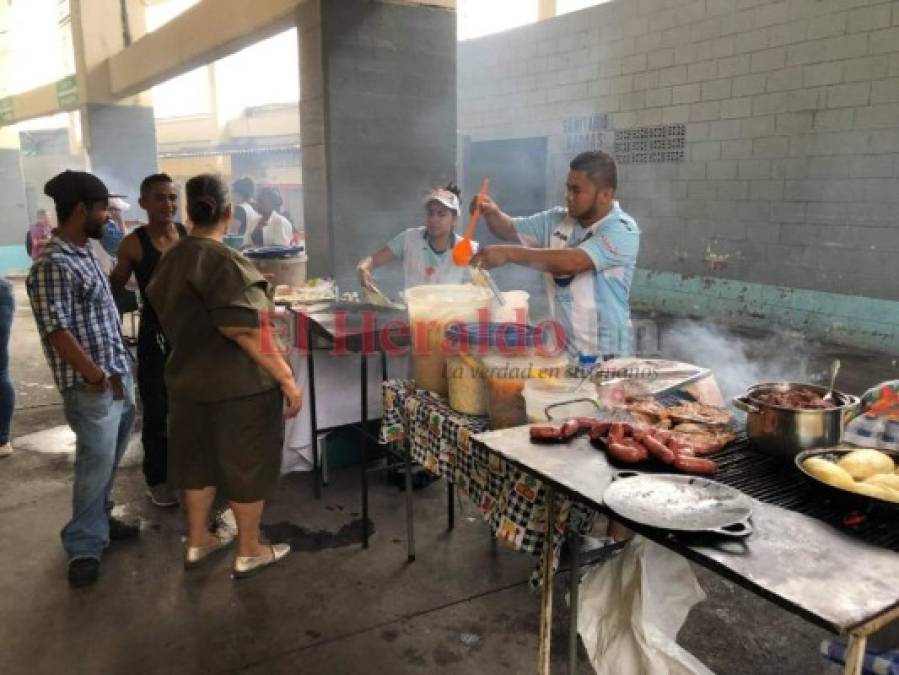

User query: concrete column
[0,1,28,257]
[298,0,457,289]
[0,127,28,251]
[70,0,157,212]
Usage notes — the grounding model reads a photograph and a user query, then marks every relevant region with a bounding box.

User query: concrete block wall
[459,0,899,350]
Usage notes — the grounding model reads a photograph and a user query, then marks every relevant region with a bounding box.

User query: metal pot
[248,255,307,288]
[733,382,860,461]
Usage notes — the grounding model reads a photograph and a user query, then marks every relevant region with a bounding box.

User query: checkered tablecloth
[380,379,598,585]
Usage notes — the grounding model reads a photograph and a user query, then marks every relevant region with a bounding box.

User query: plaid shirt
[27,235,131,392]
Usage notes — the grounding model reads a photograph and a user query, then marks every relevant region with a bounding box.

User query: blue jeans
[0,280,14,445]
[60,373,136,561]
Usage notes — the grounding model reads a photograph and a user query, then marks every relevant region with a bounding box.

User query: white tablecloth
[281,350,409,473]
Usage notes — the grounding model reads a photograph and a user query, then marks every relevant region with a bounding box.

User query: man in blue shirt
[27,170,138,588]
[470,151,640,359]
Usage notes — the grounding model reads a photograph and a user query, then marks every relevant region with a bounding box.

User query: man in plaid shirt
[27,170,138,588]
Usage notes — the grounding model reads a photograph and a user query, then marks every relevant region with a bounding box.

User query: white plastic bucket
[490,290,529,324]
[405,284,493,396]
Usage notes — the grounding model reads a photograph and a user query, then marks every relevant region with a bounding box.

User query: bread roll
[837,449,895,480]
[864,472,899,493]
[847,480,898,502]
[802,457,855,490]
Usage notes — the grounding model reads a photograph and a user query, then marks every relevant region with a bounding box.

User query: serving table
[473,425,899,675]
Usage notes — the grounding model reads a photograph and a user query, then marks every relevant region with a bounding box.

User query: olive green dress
[147,237,283,502]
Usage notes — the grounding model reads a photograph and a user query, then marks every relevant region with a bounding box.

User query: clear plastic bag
[577,536,714,675]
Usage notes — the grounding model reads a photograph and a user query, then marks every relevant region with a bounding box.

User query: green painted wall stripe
[0,246,32,275]
[632,270,899,354]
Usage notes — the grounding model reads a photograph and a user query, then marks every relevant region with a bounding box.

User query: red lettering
[475,307,491,357]
[442,320,465,357]
[361,310,377,355]
[534,320,566,357]
[380,319,410,356]
[331,310,349,355]
[293,311,310,355]
[259,310,290,356]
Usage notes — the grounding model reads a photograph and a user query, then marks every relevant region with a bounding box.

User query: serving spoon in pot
[823,358,840,403]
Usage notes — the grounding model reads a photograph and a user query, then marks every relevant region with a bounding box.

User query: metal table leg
[307,333,321,499]
[447,478,455,530]
[361,351,369,549]
[404,436,416,561]
[568,531,581,675]
[538,485,556,675]
[318,435,328,486]
[841,604,899,675]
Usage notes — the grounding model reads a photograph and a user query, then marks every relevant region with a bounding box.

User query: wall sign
[562,113,612,153]
[56,75,79,109]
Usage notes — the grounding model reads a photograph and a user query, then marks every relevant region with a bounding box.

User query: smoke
[658,320,824,403]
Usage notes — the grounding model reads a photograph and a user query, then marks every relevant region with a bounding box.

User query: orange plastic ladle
[452,178,489,266]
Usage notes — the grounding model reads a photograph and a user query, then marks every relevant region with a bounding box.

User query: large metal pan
[733,382,859,461]
[603,473,753,537]
[794,446,899,511]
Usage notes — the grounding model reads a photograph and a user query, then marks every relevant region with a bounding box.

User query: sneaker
[213,507,238,539]
[0,443,12,458]
[108,516,140,540]
[68,557,100,587]
[146,483,179,508]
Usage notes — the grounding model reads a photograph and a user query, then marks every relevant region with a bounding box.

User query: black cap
[43,170,125,205]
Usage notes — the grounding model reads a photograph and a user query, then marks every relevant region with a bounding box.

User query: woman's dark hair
[186,174,229,226]
[444,183,461,199]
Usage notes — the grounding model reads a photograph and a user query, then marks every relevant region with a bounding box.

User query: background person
[356,184,474,290]
[91,196,131,277]
[230,176,260,237]
[243,186,293,248]
[27,209,53,260]
[26,170,138,587]
[111,174,187,508]
[147,173,301,577]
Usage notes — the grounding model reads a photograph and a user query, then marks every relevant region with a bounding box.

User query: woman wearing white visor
[357,184,477,290]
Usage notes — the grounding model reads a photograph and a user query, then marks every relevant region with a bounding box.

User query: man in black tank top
[110,174,186,507]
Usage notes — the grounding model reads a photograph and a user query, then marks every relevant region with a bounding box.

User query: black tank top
[134,223,187,329]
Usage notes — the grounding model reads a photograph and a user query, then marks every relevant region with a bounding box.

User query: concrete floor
[1,277,896,675]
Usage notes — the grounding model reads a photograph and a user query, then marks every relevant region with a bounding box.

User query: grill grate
[711,439,899,552]
[604,392,898,550]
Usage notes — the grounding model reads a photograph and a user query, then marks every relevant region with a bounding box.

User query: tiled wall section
[459,0,899,349]
[633,270,899,351]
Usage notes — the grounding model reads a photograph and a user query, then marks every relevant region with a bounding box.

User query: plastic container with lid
[481,352,571,429]
[405,284,493,396]
[444,322,539,416]
[489,290,530,324]
[523,378,600,423]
